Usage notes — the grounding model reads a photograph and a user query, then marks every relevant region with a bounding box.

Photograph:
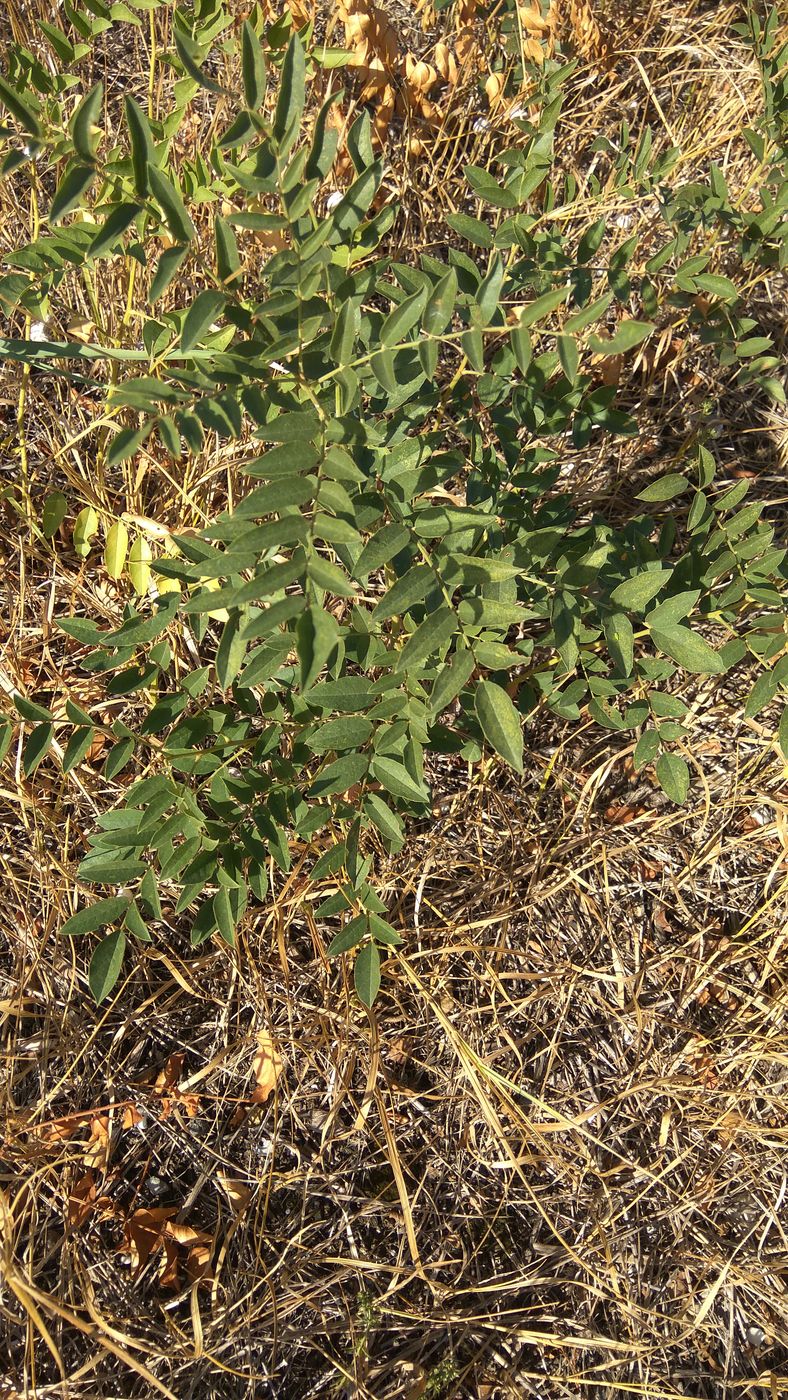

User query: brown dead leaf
[159,1237,180,1289]
[524,35,547,63]
[433,41,458,85]
[83,731,107,762]
[123,1206,177,1273]
[604,803,647,825]
[593,352,624,386]
[150,1053,202,1120]
[162,1221,212,1288]
[485,71,505,106]
[166,1221,212,1248]
[33,1113,84,1145]
[251,1028,283,1104]
[564,0,613,66]
[187,1241,214,1284]
[229,1103,249,1129]
[154,1054,184,1093]
[121,1205,213,1289]
[519,1,552,37]
[83,1115,110,1172]
[67,1171,97,1229]
[167,1091,201,1120]
[406,56,437,93]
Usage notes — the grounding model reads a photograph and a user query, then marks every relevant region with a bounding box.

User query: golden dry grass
[1,0,787,1395]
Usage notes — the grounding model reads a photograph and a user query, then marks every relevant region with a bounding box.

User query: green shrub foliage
[1,2,786,1002]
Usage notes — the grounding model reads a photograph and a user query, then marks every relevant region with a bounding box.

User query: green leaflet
[124,95,155,196]
[77,852,145,883]
[363,793,405,845]
[213,887,236,946]
[371,565,433,621]
[298,606,339,691]
[603,613,634,677]
[23,723,53,775]
[380,286,428,347]
[104,521,129,578]
[14,695,54,722]
[353,524,411,579]
[215,215,241,286]
[305,92,341,180]
[71,81,103,162]
[216,611,248,689]
[516,286,569,328]
[354,941,381,1007]
[370,756,428,805]
[50,163,96,223]
[329,298,360,366]
[429,648,476,715]
[328,916,368,957]
[181,290,226,351]
[423,269,457,336]
[175,32,230,96]
[655,751,690,804]
[0,721,14,765]
[589,320,654,355]
[306,717,373,753]
[476,254,504,327]
[395,606,457,672]
[474,681,524,773]
[273,34,306,146]
[309,751,368,797]
[633,729,660,772]
[307,678,375,712]
[128,536,152,594]
[62,726,95,773]
[610,570,672,612]
[329,160,383,237]
[149,245,188,303]
[649,625,725,675]
[88,928,127,1002]
[103,738,135,779]
[61,895,131,937]
[147,163,196,244]
[0,73,42,136]
[445,211,493,246]
[636,474,688,503]
[88,203,141,259]
[42,492,69,538]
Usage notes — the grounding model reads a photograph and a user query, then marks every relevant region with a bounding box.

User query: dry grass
[1,0,787,1396]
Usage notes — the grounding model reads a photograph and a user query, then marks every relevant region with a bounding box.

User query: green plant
[424,1357,459,1398]
[1,5,786,1004]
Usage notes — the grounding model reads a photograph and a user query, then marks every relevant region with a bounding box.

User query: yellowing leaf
[104,520,129,579]
[128,535,152,595]
[195,574,229,621]
[66,313,96,342]
[73,506,98,558]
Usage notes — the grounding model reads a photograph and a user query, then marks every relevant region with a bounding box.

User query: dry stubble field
[1,0,787,1396]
